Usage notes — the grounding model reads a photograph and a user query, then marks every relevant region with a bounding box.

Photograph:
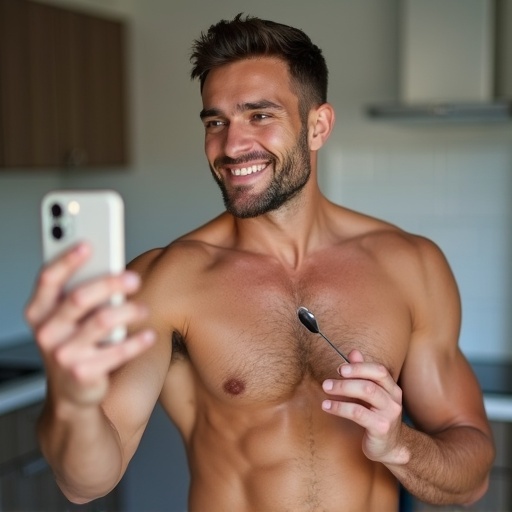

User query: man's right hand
[25,242,156,408]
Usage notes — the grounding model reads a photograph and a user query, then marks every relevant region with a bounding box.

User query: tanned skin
[26,57,494,512]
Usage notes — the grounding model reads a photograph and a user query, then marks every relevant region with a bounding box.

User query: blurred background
[0,0,511,511]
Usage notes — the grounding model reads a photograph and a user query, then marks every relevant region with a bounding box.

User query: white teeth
[231,164,266,176]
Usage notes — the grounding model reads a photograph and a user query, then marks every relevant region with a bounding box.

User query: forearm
[385,423,494,505]
[38,397,124,503]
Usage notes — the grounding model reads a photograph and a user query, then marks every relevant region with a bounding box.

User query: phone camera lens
[51,203,63,218]
[52,226,64,240]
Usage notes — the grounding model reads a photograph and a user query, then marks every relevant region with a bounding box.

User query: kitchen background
[0,0,511,511]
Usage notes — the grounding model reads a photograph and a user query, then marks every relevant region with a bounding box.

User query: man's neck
[231,185,334,270]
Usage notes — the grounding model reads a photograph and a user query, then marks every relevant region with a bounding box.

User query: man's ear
[308,103,335,151]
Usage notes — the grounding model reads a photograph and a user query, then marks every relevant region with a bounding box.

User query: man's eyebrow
[199,100,283,119]
[199,108,222,120]
[239,100,283,112]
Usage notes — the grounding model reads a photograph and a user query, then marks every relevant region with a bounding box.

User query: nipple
[223,378,246,396]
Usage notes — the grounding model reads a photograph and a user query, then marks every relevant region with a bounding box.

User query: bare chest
[176,249,411,404]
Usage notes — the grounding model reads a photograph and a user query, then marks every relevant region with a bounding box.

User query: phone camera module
[51,203,63,218]
[52,225,64,240]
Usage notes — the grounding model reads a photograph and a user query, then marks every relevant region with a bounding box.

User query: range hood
[367,0,512,123]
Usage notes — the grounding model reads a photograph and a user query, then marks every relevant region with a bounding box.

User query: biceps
[102,342,170,460]
[401,344,488,435]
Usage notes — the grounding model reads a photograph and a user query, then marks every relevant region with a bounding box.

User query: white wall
[322,129,512,360]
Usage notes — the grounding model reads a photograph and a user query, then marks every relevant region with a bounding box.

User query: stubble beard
[210,126,311,219]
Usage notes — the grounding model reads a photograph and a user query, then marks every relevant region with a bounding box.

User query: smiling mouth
[230,163,268,176]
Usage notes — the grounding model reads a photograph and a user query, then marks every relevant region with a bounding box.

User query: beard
[210,125,311,218]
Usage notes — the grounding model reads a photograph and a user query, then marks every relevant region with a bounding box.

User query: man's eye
[204,120,225,132]
[205,120,222,127]
[253,113,270,121]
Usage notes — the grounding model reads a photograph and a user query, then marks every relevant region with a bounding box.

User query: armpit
[172,330,189,360]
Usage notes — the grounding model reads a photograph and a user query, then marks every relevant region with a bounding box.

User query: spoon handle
[318,332,350,363]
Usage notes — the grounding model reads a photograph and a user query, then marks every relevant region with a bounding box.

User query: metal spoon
[297,306,350,363]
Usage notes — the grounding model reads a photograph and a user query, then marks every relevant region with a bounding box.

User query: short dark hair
[190,14,328,118]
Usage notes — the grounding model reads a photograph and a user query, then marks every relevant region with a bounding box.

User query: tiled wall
[322,142,512,360]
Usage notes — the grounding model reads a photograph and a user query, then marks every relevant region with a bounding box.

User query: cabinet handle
[65,148,88,167]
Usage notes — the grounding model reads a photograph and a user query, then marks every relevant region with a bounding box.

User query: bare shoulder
[126,214,235,323]
[343,208,450,279]
[338,208,459,327]
[130,214,231,274]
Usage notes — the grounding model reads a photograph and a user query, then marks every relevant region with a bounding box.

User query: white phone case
[41,190,126,343]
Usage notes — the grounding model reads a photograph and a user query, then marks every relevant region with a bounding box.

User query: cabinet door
[0,0,61,167]
[0,402,121,511]
[0,0,128,168]
[56,9,128,167]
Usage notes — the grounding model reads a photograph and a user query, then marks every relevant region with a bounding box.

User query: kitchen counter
[0,338,45,415]
[483,394,512,422]
[0,372,46,416]
[471,359,512,422]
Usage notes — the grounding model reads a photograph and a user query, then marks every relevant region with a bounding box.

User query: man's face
[200,57,312,218]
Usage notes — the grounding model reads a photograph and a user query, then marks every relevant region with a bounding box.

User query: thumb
[347,349,364,363]
[337,349,364,374]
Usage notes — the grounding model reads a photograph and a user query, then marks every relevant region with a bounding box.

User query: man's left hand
[321,349,407,465]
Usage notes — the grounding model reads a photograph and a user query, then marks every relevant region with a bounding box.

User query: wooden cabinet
[0,0,128,168]
[0,402,120,511]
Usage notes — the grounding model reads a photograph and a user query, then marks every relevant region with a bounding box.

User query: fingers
[25,243,91,328]
[36,272,142,351]
[40,291,156,407]
[25,242,158,408]
[55,329,156,387]
[322,378,402,433]
[345,348,364,364]
[323,373,389,411]
[321,358,405,463]
[53,298,147,350]
[337,360,401,403]
[47,329,156,407]
[321,354,403,428]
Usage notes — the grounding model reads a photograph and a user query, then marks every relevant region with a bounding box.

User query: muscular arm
[28,245,170,503]
[38,398,126,502]
[322,235,494,505]
[387,409,493,505]
[388,238,494,504]
[37,336,170,503]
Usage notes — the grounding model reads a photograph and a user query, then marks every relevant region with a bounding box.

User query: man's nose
[223,121,253,158]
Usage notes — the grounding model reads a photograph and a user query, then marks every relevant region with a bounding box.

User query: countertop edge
[483,394,512,422]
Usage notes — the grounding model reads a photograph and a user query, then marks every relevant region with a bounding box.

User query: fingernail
[322,400,332,410]
[73,242,90,256]
[323,380,333,391]
[339,364,352,376]
[123,272,141,289]
[141,329,156,344]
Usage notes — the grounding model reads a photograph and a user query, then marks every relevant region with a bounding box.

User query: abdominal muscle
[182,379,399,512]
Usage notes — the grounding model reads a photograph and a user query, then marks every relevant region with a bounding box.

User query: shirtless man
[26,14,494,512]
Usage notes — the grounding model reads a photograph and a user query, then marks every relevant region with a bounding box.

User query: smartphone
[41,190,126,343]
